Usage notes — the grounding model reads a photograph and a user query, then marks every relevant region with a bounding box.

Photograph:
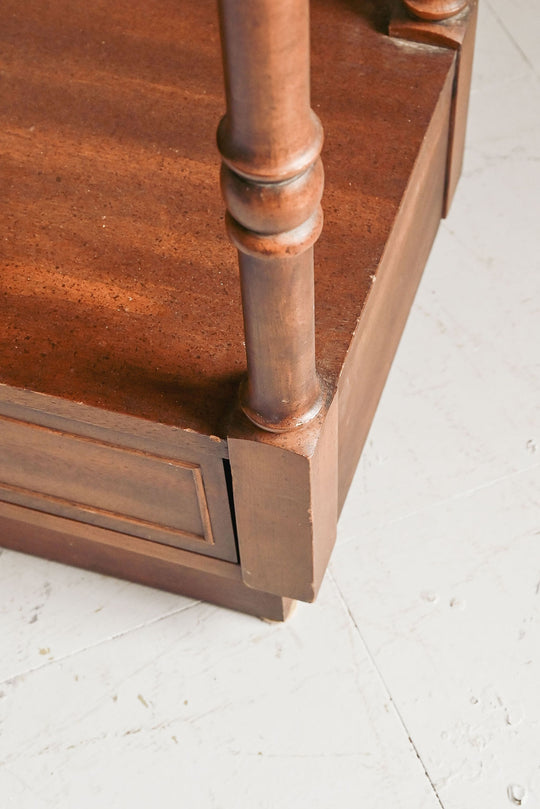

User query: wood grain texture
[0,500,293,620]
[445,0,478,214]
[3,5,536,805]
[0,384,227,458]
[337,62,455,510]
[218,0,323,432]
[228,393,338,601]
[0,0,455,439]
[389,0,478,215]
[0,0,469,610]
[0,385,237,562]
[402,0,467,20]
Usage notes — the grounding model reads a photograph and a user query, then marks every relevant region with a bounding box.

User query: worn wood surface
[0,0,455,439]
[228,393,339,601]
[1,416,216,551]
[1,2,539,804]
[218,0,323,432]
[0,385,237,562]
[0,0,465,611]
[390,0,478,214]
[0,500,293,620]
[337,61,455,510]
[402,0,467,20]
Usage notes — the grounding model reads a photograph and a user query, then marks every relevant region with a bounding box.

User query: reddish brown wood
[0,0,477,617]
[1,414,214,550]
[0,0,457,441]
[0,385,238,562]
[390,0,478,214]
[217,0,323,432]
[0,501,294,621]
[402,0,467,20]
[228,393,338,602]
[445,0,478,213]
[337,64,455,509]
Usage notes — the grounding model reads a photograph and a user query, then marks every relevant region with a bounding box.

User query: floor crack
[329,569,446,809]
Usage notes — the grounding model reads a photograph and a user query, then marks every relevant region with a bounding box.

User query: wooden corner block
[228,393,339,603]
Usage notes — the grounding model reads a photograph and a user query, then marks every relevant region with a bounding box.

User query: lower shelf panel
[0,384,238,563]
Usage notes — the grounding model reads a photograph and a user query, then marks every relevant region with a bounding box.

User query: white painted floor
[1,2,539,807]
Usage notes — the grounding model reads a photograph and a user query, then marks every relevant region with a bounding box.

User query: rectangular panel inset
[0,414,221,553]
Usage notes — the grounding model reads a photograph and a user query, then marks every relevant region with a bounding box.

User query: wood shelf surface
[0,0,454,438]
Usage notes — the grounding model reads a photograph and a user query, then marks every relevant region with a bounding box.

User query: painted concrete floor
[1,2,539,807]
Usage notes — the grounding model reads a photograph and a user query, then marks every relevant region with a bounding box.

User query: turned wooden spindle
[403,0,468,20]
[217,0,324,433]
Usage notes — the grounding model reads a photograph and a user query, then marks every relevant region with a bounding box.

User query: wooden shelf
[1,0,454,435]
[0,0,475,617]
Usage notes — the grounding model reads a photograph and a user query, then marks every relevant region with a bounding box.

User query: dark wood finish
[1,415,215,550]
[390,0,478,214]
[217,0,323,432]
[0,0,477,618]
[0,0,242,438]
[402,0,467,20]
[0,501,293,621]
[0,385,237,562]
[0,0,457,439]
[229,393,338,602]
[337,64,455,510]
[444,0,478,214]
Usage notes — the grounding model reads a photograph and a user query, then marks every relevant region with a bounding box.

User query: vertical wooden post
[217,0,324,433]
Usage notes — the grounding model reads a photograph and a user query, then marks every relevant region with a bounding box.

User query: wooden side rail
[217,0,324,433]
